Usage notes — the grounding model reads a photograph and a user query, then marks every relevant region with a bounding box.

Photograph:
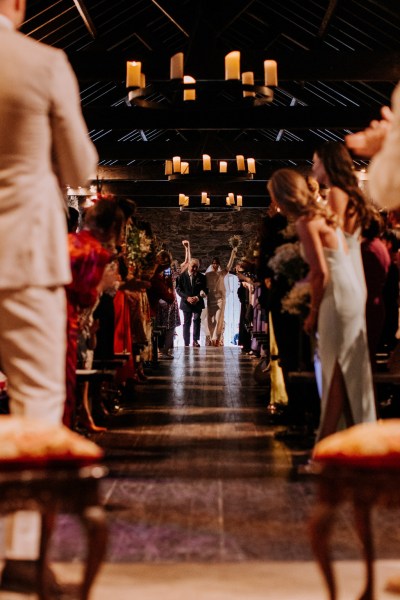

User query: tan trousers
[0,286,67,559]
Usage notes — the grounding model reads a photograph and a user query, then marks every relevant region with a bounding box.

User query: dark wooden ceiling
[22,0,400,207]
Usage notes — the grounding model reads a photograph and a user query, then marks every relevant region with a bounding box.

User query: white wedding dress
[316,228,376,440]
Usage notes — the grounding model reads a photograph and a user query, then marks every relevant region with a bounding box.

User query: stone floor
[2,345,400,599]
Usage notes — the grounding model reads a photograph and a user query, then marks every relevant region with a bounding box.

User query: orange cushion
[313,420,400,469]
[0,416,103,468]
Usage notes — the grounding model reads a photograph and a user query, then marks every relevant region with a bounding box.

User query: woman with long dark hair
[268,168,376,443]
[312,141,371,296]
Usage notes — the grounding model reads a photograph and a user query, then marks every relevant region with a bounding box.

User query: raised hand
[345,105,393,158]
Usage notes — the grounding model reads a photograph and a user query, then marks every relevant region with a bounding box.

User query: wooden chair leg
[353,502,375,600]
[38,510,57,600]
[309,500,337,600]
[79,505,108,600]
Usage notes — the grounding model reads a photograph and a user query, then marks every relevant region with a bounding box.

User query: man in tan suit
[0,0,98,592]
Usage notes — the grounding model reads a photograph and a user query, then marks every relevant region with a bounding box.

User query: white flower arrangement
[267,242,309,286]
[281,281,311,319]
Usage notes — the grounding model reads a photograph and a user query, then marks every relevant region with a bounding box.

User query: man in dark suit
[176,258,208,347]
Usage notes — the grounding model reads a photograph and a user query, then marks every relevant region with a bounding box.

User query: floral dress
[64,230,111,428]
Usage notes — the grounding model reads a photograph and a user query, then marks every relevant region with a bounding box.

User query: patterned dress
[64,230,111,428]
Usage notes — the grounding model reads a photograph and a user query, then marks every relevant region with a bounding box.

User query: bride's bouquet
[228,234,243,249]
[281,281,311,320]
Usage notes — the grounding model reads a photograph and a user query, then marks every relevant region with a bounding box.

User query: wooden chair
[310,420,400,600]
[0,416,108,600]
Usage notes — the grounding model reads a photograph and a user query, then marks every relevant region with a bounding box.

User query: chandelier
[165,154,253,211]
[126,51,278,109]
[165,154,256,179]
[178,193,242,212]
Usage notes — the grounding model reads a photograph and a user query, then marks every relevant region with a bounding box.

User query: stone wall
[136,208,266,270]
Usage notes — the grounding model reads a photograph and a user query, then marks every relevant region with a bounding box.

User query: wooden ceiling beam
[85,105,379,131]
[72,0,96,39]
[94,141,317,161]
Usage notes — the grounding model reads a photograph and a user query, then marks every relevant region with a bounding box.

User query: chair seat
[313,419,400,469]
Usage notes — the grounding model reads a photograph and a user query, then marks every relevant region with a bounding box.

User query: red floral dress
[63,230,111,428]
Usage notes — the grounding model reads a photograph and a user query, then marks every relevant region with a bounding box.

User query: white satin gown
[316,228,376,440]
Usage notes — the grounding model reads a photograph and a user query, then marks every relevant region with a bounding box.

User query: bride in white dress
[268,169,376,442]
[205,247,237,346]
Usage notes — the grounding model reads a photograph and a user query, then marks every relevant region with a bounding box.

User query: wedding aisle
[6,346,400,599]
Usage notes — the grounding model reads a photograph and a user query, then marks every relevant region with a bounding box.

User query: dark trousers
[183,310,201,345]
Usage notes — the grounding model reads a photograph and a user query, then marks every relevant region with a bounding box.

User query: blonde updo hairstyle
[268,168,337,226]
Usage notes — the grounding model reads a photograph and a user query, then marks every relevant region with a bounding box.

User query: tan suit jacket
[0,24,98,289]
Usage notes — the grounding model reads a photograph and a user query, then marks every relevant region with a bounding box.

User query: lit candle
[236,155,245,171]
[165,160,172,175]
[242,71,255,97]
[185,196,190,207]
[237,195,243,207]
[228,193,235,205]
[247,158,256,174]
[219,161,228,173]
[170,52,184,79]
[225,51,240,80]
[179,193,185,206]
[201,192,207,204]
[172,156,181,172]
[183,76,196,101]
[126,61,142,87]
[181,162,189,174]
[205,198,210,206]
[226,197,230,206]
[203,154,211,171]
[264,60,278,86]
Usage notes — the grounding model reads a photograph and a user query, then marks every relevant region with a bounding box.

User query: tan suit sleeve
[49,49,98,188]
[368,83,400,210]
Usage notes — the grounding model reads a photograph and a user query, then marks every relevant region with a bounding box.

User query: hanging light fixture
[179,192,242,212]
[126,51,278,109]
[165,154,256,179]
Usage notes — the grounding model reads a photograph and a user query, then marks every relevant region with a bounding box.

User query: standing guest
[380,230,400,354]
[176,259,208,347]
[64,199,125,429]
[268,169,376,445]
[147,250,175,359]
[256,200,318,434]
[205,247,237,346]
[0,0,98,593]
[312,141,371,299]
[361,208,391,370]
[236,266,253,354]
[157,258,182,359]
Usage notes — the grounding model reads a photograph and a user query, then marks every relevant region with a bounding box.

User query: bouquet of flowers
[281,281,311,320]
[228,234,243,249]
[125,222,157,279]
[267,242,309,287]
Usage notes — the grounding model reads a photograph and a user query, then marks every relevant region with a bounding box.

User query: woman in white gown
[268,169,376,442]
[312,142,371,299]
[205,248,237,346]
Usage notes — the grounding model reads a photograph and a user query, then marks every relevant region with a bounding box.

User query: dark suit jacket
[176,271,208,312]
